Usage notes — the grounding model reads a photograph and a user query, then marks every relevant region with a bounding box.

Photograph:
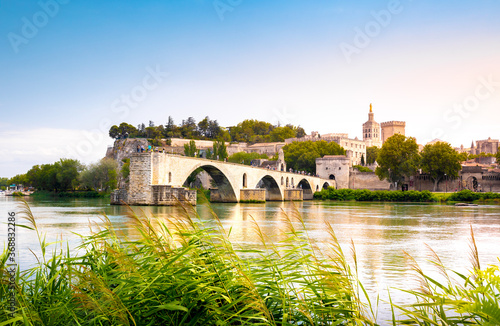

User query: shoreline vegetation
[314,188,500,203]
[29,190,110,199]
[1,201,499,325]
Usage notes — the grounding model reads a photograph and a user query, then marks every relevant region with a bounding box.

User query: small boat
[455,203,478,207]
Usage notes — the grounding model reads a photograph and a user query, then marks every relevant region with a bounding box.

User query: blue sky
[1,0,500,177]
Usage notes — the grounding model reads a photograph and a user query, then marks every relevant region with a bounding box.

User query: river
[1,196,500,323]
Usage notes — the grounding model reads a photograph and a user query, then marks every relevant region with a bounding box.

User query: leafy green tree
[9,174,28,187]
[54,158,83,191]
[458,152,469,162]
[79,158,118,192]
[375,134,420,190]
[0,177,10,190]
[109,123,139,139]
[228,152,269,165]
[180,117,199,139]
[366,146,380,165]
[283,141,345,174]
[420,142,462,191]
[360,154,365,166]
[184,140,197,157]
[269,126,296,142]
[212,141,228,161]
[496,151,500,164]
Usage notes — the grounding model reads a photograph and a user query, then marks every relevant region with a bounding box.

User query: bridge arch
[255,175,283,201]
[183,164,238,202]
[297,178,313,200]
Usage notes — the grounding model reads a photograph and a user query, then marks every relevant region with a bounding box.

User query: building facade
[470,138,499,155]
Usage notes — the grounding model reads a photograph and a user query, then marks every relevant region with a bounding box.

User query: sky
[1,0,499,177]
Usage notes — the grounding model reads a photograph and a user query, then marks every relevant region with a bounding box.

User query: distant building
[362,103,382,148]
[381,121,406,144]
[470,138,499,155]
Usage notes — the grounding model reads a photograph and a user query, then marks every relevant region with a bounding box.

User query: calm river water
[1,196,500,323]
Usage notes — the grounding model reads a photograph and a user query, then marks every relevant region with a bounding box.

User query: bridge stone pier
[112,152,335,205]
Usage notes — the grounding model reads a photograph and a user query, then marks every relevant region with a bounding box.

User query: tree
[375,134,420,190]
[109,123,139,139]
[0,177,9,190]
[496,151,500,165]
[228,152,268,165]
[212,141,228,161]
[79,158,118,192]
[366,146,380,165]
[361,154,365,166]
[283,140,345,174]
[54,158,83,191]
[420,142,462,191]
[269,126,296,142]
[184,140,197,157]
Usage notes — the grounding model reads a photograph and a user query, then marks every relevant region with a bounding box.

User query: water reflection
[1,196,499,321]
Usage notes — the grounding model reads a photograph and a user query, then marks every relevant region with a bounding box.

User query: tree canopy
[109,117,305,144]
[283,141,345,174]
[375,134,420,190]
[420,141,462,191]
[228,152,269,165]
[365,146,380,165]
[79,158,118,192]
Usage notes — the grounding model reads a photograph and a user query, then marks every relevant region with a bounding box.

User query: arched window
[281,176,284,185]
[243,173,247,188]
[286,177,289,187]
[329,174,335,180]
[169,172,172,183]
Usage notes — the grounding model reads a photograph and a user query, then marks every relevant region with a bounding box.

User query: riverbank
[30,190,110,199]
[314,188,500,203]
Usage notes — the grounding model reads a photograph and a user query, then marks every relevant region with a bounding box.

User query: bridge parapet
[112,152,334,205]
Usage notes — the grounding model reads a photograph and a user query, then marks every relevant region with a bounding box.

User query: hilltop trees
[229,120,305,143]
[109,117,306,144]
[420,141,462,191]
[375,134,420,190]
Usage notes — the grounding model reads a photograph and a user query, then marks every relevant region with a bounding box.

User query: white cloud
[0,128,113,177]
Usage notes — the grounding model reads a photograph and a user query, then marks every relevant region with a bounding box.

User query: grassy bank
[30,190,109,199]
[1,201,500,325]
[314,188,500,203]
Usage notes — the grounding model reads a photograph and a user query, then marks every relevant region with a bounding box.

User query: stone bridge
[113,152,335,205]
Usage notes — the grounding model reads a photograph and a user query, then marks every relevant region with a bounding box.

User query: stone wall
[284,189,303,201]
[127,153,152,205]
[240,189,266,202]
[316,156,350,189]
[349,171,391,190]
[151,185,196,205]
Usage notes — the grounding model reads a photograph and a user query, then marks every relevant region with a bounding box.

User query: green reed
[1,200,499,325]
